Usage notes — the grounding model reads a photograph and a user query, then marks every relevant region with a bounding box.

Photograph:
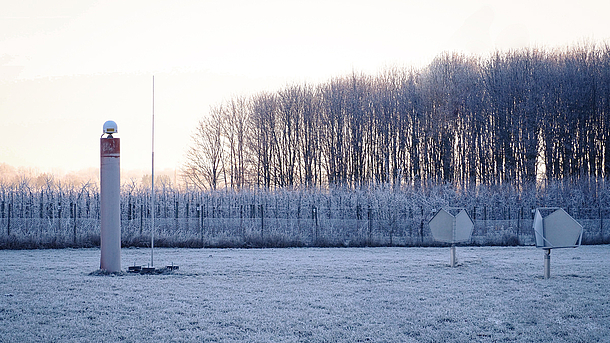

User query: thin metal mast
[151,75,155,267]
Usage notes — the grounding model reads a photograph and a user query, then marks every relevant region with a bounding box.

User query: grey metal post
[544,249,551,279]
[450,245,457,268]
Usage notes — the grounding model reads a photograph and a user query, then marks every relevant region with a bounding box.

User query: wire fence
[1,189,608,248]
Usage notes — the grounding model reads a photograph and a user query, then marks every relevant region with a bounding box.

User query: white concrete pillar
[100,121,121,272]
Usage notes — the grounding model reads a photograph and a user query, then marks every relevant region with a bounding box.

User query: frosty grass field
[1,246,609,342]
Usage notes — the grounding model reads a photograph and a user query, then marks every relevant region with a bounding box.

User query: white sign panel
[429,208,474,244]
[533,208,583,249]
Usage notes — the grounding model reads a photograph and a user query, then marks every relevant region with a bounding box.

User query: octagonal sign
[533,208,582,249]
[429,208,474,244]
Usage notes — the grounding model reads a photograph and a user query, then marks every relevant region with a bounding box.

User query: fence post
[72,202,77,244]
[312,205,318,244]
[139,204,144,236]
[197,205,203,247]
[57,203,62,235]
[599,206,605,244]
[0,200,4,237]
[389,205,394,246]
[367,206,372,245]
[240,204,244,239]
[7,203,11,236]
[200,204,204,245]
[518,207,523,235]
[260,204,264,241]
[420,206,424,243]
[175,200,179,231]
[185,201,189,232]
[356,204,361,239]
[483,206,487,236]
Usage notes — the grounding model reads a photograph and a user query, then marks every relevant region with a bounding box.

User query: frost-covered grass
[1,246,609,342]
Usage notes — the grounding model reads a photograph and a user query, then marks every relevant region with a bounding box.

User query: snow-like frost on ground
[1,246,609,342]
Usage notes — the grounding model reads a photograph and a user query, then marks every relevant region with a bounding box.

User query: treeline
[1,177,609,249]
[183,44,610,190]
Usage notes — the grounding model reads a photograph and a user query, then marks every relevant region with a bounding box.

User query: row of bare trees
[183,45,610,191]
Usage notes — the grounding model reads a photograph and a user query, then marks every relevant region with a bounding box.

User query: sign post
[533,208,582,279]
[429,208,474,267]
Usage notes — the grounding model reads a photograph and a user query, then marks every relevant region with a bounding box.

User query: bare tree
[182,109,225,190]
[223,97,249,189]
[248,92,278,189]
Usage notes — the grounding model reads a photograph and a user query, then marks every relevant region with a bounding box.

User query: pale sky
[1,0,609,179]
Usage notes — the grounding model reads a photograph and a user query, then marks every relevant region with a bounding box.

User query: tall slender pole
[151,75,155,267]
